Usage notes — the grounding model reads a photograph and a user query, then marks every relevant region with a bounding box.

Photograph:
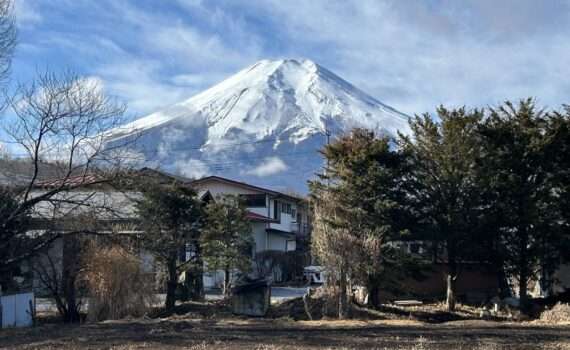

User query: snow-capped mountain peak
[108,58,410,192]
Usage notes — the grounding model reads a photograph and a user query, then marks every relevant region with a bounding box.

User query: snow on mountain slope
[107,59,410,192]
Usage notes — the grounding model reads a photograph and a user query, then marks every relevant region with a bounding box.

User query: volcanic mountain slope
[106,59,410,192]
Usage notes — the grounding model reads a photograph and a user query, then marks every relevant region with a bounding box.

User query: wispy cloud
[13,0,42,27]
[247,157,288,177]
[10,0,570,120]
[174,158,210,179]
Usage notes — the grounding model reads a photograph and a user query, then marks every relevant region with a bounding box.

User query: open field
[4,299,570,350]
[1,318,569,350]
[35,287,308,313]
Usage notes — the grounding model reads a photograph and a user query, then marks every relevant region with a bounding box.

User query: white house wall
[267,233,288,251]
[269,199,297,232]
[194,181,262,197]
[252,222,267,253]
[194,180,271,217]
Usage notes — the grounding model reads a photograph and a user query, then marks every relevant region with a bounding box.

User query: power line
[4,130,334,169]
[139,132,327,160]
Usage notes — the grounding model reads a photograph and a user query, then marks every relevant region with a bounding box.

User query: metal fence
[0,292,34,328]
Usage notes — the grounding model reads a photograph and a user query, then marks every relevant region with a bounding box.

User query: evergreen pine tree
[135,183,203,309]
[200,195,253,297]
[399,107,485,312]
[310,128,412,313]
[478,99,570,308]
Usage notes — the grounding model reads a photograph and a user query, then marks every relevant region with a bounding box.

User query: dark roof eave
[191,175,305,202]
[266,227,296,237]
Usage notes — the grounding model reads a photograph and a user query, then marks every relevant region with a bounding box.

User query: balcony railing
[291,222,311,236]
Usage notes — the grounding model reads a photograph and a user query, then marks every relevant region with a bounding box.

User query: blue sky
[12,0,570,119]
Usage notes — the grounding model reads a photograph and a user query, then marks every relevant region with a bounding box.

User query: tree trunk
[519,274,528,310]
[367,285,380,309]
[497,263,511,298]
[338,266,348,319]
[446,273,457,312]
[223,266,231,298]
[518,231,530,312]
[61,235,81,323]
[180,273,190,302]
[182,267,205,301]
[446,242,458,312]
[519,265,529,312]
[192,244,204,301]
[192,267,204,300]
[366,275,381,308]
[165,256,178,309]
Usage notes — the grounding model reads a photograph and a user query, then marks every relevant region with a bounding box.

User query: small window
[286,239,296,251]
[240,194,266,207]
[281,203,292,214]
[274,201,281,220]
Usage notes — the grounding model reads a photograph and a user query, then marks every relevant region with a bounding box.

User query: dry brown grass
[83,244,156,322]
[540,303,570,324]
[1,318,569,350]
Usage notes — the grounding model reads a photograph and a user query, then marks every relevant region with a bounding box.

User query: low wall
[382,263,499,303]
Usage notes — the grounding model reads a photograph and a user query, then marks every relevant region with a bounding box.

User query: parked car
[303,266,326,284]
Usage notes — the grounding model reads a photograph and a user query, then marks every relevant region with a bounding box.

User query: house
[7,169,311,295]
[191,175,310,254]
[189,175,311,288]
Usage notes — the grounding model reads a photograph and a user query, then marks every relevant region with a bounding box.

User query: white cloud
[239,0,570,114]
[171,74,208,86]
[14,0,42,27]
[12,0,570,121]
[246,157,288,177]
[95,60,194,115]
[174,158,210,179]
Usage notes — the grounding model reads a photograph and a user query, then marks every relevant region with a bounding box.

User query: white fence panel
[1,292,34,328]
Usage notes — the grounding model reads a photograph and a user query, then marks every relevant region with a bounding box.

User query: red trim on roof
[35,174,106,188]
[246,211,278,223]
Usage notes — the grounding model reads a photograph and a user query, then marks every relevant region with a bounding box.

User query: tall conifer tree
[478,99,570,307]
[399,107,485,311]
[311,129,412,312]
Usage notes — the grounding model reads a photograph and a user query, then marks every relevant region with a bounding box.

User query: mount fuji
[106,59,410,192]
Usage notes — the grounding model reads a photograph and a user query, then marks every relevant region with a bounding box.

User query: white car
[303,266,326,284]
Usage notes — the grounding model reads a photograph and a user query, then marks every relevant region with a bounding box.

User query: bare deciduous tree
[0,71,136,274]
[0,0,15,89]
[311,191,360,319]
[32,234,86,323]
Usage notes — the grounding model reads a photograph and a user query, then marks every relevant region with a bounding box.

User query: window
[286,240,296,251]
[240,194,266,207]
[281,202,292,214]
[274,201,281,221]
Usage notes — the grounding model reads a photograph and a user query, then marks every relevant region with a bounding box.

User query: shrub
[540,302,570,323]
[83,243,155,321]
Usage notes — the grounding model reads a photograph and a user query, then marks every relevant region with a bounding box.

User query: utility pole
[325,128,331,185]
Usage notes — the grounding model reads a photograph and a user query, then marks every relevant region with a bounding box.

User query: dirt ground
[2,300,570,350]
[1,317,569,350]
